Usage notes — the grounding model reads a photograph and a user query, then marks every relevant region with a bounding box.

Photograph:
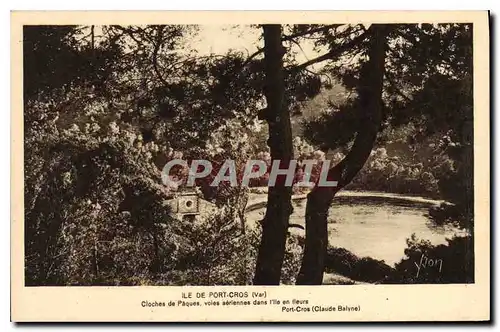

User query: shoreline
[245,188,448,213]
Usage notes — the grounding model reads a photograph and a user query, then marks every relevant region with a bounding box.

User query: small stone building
[164,190,217,222]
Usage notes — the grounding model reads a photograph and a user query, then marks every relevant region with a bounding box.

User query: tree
[297,24,389,284]
[253,25,294,285]
[252,22,473,285]
[23,24,271,285]
[24,23,473,286]
[249,24,390,285]
[296,23,473,284]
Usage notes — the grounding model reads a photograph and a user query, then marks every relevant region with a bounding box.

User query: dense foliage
[324,246,394,283]
[24,23,474,285]
[386,235,474,284]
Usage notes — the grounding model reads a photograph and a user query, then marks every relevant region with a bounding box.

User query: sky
[186,25,325,69]
[188,25,260,55]
[84,24,330,71]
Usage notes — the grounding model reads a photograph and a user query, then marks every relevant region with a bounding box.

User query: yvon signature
[415,253,443,278]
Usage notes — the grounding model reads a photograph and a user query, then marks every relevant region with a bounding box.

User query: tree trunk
[296,24,389,285]
[253,25,294,285]
[90,25,95,50]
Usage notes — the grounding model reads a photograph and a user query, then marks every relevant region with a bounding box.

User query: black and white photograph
[10,10,491,323]
[22,21,477,287]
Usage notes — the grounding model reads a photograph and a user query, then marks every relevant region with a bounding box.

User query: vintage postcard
[11,10,490,322]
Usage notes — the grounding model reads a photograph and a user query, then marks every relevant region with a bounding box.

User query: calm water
[246,195,465,266]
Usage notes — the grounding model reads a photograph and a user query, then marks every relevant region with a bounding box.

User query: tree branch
[112,26,143,47]
[282,24,340,41]
[385,72,414,103]
[152,26,169,87]
[290,31,369,72]
[296,24,389,285]
[239,24,346,70]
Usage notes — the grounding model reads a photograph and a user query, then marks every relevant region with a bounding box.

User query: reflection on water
[246,196,466,267]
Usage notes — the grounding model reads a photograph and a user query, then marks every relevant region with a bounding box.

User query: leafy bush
[163,195,267,286]
[161,213,304,286]
[24,137,188,286]
[347,147,440,197]
[324,246,394,283]
[24,91,195,285]
[384,234,474,284]
[280,234,306,285]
